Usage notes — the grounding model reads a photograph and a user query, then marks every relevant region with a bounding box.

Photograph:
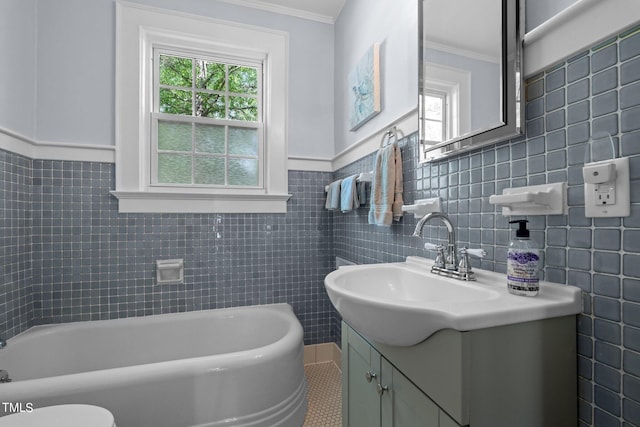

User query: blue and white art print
[348,43,381,131]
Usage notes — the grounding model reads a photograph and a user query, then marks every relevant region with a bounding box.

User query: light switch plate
[584,157,630,217]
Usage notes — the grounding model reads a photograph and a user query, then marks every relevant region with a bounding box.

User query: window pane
[159,88,192,115]
[228,158,258,186]
[424,95,443,120]
[228,127,258,156]
[159,55,192,87]
[424,120,444,142]
[195,157,225,185]
[196,60,225,91]
[195,92,225,118]
[158,154,192,184]
[158,121,192,152]
[229,96,258,121]
[195,124,225,154]
[228,66,258,95]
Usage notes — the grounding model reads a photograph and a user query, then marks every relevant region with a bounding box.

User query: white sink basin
[324,256,582,346]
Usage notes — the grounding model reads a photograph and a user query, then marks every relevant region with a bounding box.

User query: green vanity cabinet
[343,322,382,427]
[342,316,577,427]
[342,323,461,427]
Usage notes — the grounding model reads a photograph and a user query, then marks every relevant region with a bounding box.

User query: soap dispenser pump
[507,220,540,296]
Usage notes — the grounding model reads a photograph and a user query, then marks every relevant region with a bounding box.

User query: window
[422,90,447,143]
[152,52,262,188]
[419,63,471,162]
[114,2,289,213]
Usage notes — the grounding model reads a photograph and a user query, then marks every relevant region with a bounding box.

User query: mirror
[419,0,525,161]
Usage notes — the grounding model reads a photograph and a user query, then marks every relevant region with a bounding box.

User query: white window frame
[113,1,290,213]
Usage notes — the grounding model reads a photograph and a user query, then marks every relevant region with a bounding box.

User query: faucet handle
[424,243,444,251]
[460,247,487,258]
[458,247,486,275]
[424,243,446,268]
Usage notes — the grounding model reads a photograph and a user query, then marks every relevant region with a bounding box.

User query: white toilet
[0,404,116,427]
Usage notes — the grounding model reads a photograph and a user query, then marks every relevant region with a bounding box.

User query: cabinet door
[380,358,439,427]
[343,324,381,427]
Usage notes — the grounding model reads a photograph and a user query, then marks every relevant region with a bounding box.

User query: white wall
[35,0,115,146]
[1,0,335,159]
[333,0,418,156]
[0,0,37,138]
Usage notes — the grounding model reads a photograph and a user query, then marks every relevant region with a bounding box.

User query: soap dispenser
[507,220,540,296]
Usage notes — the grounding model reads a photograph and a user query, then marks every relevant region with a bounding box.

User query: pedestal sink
[324,256,582,346]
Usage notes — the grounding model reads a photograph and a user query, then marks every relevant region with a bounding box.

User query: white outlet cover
[584,157,630,217]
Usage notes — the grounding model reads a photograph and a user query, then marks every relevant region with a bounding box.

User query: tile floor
[303,362,342,426]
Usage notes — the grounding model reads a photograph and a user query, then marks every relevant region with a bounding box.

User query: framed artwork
[348,43,381,131]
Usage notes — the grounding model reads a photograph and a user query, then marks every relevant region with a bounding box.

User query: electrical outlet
[584,157,630,217]
[595,183,616,206]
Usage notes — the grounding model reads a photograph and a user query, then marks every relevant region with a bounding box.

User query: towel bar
[380,126,405,147]
[324,171,372,192]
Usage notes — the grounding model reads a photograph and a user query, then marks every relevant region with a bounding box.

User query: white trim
[217,0,337,24]
[288,156,333,172]
[110,190,291,213]
[523,0,640,76]
[332,108,418,171]
[0,127,115,163]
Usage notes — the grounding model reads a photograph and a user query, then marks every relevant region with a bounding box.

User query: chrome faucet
[412,213,458,269]
[413,212,485,281]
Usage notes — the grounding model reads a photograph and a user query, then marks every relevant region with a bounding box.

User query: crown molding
[217,0,336,24]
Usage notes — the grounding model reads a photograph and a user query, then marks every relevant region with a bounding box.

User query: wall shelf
[402,197,441,218]
[489,182,567,216]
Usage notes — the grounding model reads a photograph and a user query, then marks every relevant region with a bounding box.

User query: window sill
[110,190,292,213]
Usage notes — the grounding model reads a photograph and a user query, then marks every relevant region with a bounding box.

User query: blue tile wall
[0,150,33,339]
[332,26,640,426]
[2,160,335,345]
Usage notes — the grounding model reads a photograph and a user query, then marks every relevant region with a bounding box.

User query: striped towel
[368,142,404,226]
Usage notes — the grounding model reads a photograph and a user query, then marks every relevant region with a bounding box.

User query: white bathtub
[0,304,307,427]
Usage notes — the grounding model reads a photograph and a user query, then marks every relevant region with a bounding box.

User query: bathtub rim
[0,303,304,392]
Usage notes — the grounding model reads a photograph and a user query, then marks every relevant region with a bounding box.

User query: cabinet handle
[376,383,389,396]
[365,371,377,383]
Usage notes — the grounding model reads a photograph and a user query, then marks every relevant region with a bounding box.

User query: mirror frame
[419,0,525,162]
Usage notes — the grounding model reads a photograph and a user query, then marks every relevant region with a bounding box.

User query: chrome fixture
[0,337,6,349]
[413,212,486,281]
[0,370,11,383]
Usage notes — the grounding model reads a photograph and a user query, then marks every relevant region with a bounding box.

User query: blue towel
[325,179,342,210]
[340,175,359,213]
[368,142,403,226]
[356,180,367,206]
